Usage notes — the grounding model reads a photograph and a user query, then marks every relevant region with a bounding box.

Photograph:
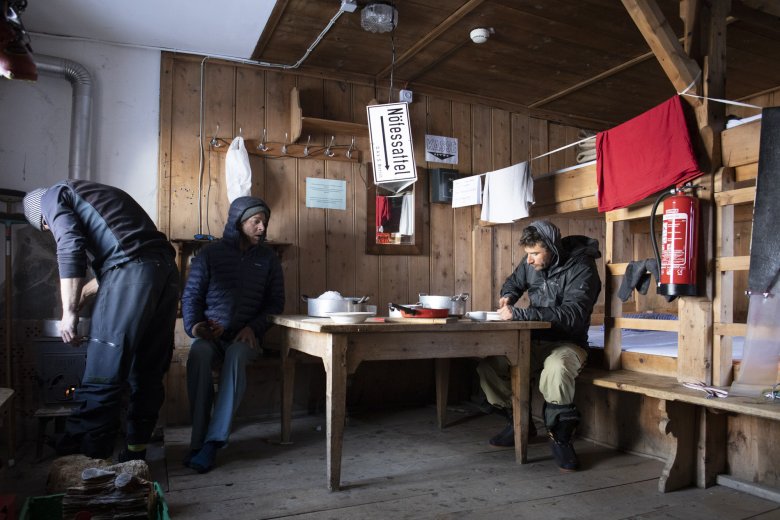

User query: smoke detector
[361,2,398,33]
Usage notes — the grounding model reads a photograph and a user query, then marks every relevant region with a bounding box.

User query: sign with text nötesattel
[367,102,417,193]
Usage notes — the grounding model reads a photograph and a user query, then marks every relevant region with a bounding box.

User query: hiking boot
[548,432,579,471]
[488,418,537,447]
[544,402,581,472]
[489,422,514,447]
[117,447,146,463]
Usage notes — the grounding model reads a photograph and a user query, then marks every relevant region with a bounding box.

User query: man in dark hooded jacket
[22,180,179,462]
[181,196,285,473]
[477,220,601,471]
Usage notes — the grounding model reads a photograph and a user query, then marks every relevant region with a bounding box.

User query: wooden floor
[3,406,780,519]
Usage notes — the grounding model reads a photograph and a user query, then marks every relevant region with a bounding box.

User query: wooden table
[270,315,549,491]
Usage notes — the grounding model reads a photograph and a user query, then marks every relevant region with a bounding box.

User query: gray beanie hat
[239,204,268,224]
[23,187,48,231]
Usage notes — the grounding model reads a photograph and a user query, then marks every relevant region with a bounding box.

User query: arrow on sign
[380,116,389,169]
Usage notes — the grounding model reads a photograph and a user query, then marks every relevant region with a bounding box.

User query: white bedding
[587,326,744,360]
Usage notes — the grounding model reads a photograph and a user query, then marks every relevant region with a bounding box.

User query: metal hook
[346,137,355,159]
[257,128,269,152]
[282,132,289,154]
[325,136,336,157]
[304,135,312,157]
[210,124,222,148]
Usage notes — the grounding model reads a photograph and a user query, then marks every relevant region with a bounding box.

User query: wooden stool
[33,405,78,460]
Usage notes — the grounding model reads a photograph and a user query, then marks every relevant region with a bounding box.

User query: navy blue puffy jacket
[182,196,285,342]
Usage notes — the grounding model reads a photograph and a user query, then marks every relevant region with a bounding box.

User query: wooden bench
[579,368,780,492]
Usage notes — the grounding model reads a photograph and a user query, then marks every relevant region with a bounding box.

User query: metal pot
[41,318,91,338]
[448,292,470,317]
[419,293,470,316]
[302,295,370,317]
[418,294,452,309]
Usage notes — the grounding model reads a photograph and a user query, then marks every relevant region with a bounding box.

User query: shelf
[290,86,368,143]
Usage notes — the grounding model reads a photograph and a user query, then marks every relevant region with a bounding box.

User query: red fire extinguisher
[650,184,699,297]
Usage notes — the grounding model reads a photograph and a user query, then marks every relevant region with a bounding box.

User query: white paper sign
[305,177,346,210]
[367,103,417,188]
[425,134,458,164]
[451,175,483,208]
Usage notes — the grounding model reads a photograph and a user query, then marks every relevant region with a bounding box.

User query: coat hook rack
[257,129,269,152]
[208,131,361,163]
[325,136,336,157]
[210,124,222,148]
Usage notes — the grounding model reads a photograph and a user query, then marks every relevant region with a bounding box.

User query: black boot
[545,403,580,472]
[488,407,536,447]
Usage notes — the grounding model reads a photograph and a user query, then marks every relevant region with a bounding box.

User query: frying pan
[389,303,449,318]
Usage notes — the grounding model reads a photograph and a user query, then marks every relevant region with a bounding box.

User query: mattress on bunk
[586,314,744,359]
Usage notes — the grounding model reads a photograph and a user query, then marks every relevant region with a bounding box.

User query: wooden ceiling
[253,0,780,130]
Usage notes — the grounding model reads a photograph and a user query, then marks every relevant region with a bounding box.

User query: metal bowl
[40,319,91,338]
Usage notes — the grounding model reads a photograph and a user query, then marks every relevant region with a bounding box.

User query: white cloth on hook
[398,192,415,235]
[225,136,252,203]
[480,162,534,223]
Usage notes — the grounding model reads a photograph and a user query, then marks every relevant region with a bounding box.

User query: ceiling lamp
[361,2,398,33]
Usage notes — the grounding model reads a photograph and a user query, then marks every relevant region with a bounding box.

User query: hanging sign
[367,102,417,191]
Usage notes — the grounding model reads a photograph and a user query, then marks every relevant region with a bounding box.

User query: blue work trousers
[66,252,179,458]
[186,337,259,450]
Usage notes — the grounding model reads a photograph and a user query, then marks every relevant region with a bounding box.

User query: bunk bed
[528,116,771,493]
[530,119,762,383]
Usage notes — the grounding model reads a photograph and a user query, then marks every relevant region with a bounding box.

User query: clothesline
[470,89,762,180]
[471,135,595,179]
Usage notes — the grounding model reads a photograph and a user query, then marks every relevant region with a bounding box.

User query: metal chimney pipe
[32,54,93,180]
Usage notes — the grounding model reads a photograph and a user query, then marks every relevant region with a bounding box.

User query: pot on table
[302,295,370,317]
[389,303,449,319]
[419,292,470,317]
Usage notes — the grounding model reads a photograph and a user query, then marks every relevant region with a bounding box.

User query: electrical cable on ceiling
[28,3,351,71]
[388,24,396,103]
[197,55,208,235]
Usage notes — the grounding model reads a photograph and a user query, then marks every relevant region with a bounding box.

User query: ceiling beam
[251,0,290,60]
[528,50,657,109]
[376,0,486,79]
[731,0,780,33]
[739,0,780,18]
[621,0,702,96]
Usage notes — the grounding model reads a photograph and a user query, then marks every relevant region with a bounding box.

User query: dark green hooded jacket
[500,220,601,347]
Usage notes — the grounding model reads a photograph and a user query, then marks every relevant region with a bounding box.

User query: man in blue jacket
[181,196,285,473]
[23,180,179,461]
[477,220,601,471]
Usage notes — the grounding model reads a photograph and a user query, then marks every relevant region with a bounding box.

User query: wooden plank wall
[158,53,604,319]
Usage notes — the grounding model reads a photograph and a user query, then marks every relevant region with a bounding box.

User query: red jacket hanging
[596,96,702,212]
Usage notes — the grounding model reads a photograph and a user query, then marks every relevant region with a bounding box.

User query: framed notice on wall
[366,102,417,192]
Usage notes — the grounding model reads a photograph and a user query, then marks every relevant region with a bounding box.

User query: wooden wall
[157,53,603,318]
[157,52,605,425]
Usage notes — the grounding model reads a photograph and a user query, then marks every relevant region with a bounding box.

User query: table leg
[510,330,531,463]
[280,343,296,444]
[435,358,450,429]
[324,335,348,491]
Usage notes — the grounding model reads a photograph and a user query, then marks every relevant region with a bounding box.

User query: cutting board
[384,316,458,324]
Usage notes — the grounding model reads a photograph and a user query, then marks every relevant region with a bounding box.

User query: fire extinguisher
[650,183,699,297]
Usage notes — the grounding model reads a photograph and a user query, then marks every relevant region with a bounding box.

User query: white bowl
[327,311,375,324]
[465,311,501,322]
